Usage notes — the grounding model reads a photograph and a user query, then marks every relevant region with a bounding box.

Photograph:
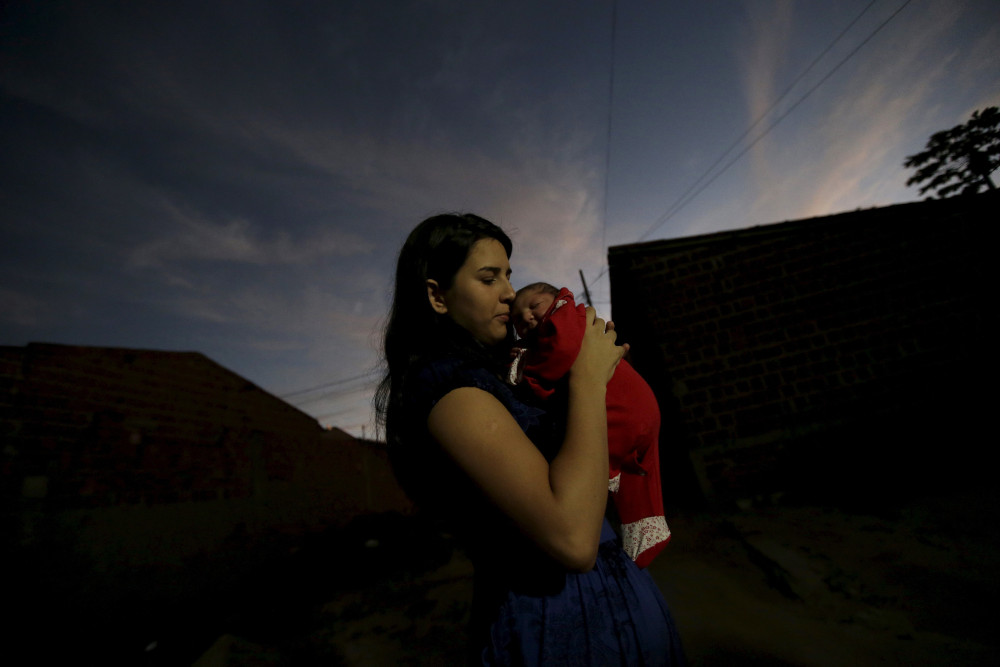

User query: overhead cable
[636,0,912,243]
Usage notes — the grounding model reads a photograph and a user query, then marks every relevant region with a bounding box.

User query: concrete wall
[609,193,991,505]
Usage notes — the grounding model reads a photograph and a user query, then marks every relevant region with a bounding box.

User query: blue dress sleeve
[408,356,545,434]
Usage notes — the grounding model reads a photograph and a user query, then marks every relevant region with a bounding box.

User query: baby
[508,283,670,568]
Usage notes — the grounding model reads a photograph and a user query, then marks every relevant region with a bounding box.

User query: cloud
[729,0,999,225]
[225,94,609,289]
[174,268,389,433]
[955,21,1000,116]
[739,0,796,184]
[796,1,993,215]
[0,288,51,328]
[128,199,375,271]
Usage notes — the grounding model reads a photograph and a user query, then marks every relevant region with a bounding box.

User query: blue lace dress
[394,355,685,666]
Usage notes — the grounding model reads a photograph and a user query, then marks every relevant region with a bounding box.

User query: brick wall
[1,343,412,604]
[1,343,325,507]
[609,193,991,505]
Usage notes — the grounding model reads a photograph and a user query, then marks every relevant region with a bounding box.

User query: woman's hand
[569,307,629,389]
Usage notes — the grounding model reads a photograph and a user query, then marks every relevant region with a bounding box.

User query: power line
[290,379,379,407]
[600,0,619,274]
[315,402,372,422]
[278,370,379,399]
[636,0,880,242]
[585,1,891,290]
[636,0,912,243]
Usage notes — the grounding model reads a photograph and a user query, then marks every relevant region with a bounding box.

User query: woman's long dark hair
[374,213,513,450]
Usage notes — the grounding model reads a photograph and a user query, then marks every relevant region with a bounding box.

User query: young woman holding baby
[374,213,684,665]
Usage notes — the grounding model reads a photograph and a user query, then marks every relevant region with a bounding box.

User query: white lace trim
[608,473,621,493]
[621,515,671,561]
[507,347,527,385]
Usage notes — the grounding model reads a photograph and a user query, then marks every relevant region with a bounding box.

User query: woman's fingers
[586,308,621,336]
[586,307,615,334]
[574,307,627,384]
[584,308,621,345]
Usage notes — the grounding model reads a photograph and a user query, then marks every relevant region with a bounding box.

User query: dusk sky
[2,0,998,436]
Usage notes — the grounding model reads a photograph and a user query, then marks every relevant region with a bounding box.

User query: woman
[375,213,684,665]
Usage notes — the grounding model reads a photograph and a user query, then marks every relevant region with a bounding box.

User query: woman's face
[435,238,515,346]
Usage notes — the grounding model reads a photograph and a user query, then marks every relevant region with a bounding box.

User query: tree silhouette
[904,106,999,198]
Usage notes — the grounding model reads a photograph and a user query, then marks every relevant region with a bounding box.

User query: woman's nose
[501,280,515,303]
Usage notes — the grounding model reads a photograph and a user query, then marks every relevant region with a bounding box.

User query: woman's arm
[427,308,625,571]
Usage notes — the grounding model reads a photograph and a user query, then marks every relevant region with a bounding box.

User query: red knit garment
[508,287,670,568]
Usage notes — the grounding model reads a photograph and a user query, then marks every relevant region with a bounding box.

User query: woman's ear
[426,279,449,315]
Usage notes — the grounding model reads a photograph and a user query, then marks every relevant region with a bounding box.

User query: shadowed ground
[13,487,996,665]
[181,487,998,666]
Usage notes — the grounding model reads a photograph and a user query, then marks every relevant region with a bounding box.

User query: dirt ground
[185,486,999,666]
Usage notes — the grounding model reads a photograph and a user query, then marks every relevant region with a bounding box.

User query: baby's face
[512,289,555,338]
